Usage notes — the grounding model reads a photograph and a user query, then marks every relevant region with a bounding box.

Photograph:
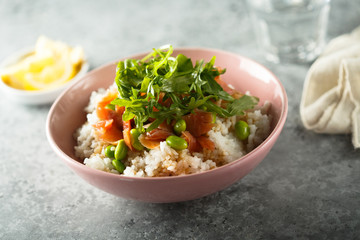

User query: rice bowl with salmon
[74,46,272,177]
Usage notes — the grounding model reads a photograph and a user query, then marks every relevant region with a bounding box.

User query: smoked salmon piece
[96,91,118,120]
[215,77,234,94]
[197,136,215,151]
[93,119,123,143]
[215,70,243,98]
[182,110,215,137]
[181,131,201,153]
[158,121,173,132]
[138,127,173,149]
[122,119,134,151]
[145,128,173,141]
[138,134,161,149]
[93,91,124,143]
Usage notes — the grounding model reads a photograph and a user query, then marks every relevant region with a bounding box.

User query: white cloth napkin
[300,26,360,148]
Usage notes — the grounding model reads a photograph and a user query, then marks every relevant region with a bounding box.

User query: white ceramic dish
[0,47,89,105]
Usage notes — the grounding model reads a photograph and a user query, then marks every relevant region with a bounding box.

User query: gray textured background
[0,0,359,239]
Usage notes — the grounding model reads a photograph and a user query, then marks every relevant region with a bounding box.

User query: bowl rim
[0,46,90,97]
[46,46,288,182]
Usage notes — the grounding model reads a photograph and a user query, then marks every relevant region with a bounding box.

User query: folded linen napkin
[300,26,360,148]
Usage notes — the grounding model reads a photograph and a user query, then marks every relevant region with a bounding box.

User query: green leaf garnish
[112,45,259,132]
[227,95,259,116]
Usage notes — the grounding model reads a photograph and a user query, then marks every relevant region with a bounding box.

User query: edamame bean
[104,145,115,158]
[173,119,186,135]
[115,139,128,160]
[112,159,125,173]
[166,135,188,150]
[235,120,250,140]
[130,128,144,151]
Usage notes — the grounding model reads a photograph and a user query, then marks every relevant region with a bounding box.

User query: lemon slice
[0,36,84,91]
[23,58,74,90]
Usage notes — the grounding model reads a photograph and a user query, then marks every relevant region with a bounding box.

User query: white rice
[73,87,272,177]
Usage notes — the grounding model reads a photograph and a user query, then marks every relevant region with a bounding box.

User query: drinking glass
[247,0,331,63]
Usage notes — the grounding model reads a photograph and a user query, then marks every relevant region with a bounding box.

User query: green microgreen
[112,45,259,132]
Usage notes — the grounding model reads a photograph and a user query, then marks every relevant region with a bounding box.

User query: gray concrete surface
[0,0,359,239]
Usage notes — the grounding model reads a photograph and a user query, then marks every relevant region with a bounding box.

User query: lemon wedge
[0,36,84,91]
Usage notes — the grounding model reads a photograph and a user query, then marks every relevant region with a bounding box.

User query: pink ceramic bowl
[46,47,288,203]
